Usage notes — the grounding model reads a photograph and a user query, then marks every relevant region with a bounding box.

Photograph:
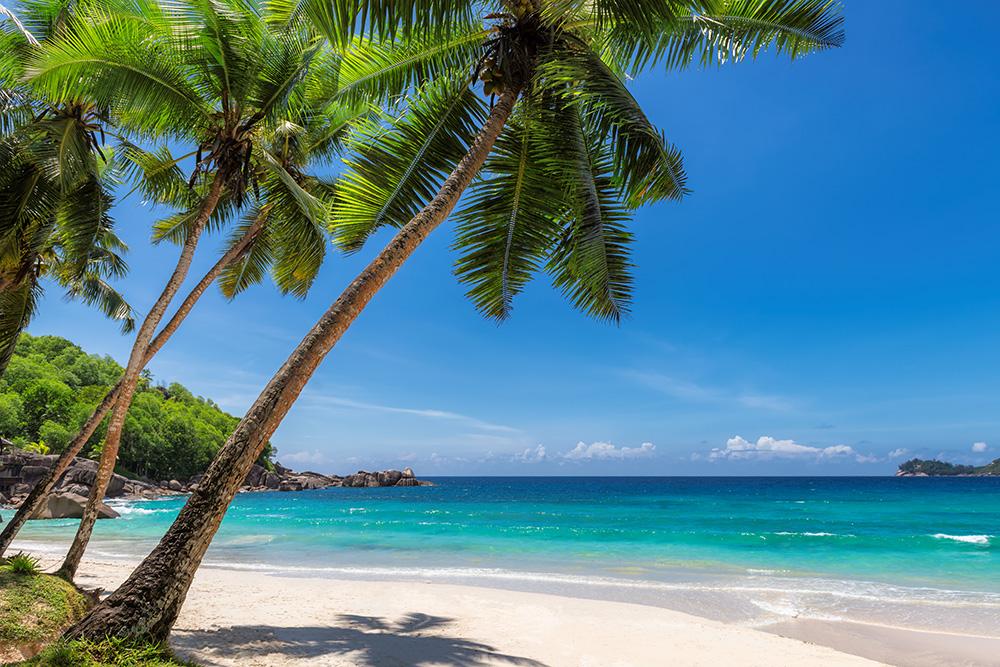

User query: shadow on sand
[171,612,550,666]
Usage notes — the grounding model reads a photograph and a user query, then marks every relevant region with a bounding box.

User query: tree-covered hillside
[898,458,999,476]
[0,333,273,480]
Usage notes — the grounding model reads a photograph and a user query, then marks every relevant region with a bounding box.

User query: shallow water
[7,476,999,635]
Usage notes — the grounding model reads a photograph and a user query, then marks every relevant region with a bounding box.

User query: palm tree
[1,1,135,378]
[65,0,843,640]
[8,0,353,575]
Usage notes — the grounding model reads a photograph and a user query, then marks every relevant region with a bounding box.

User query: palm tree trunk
[0,205,263,557]
[55,175,225,580]
[64,86,520,642]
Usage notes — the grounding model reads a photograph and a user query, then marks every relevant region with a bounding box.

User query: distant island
[896,457,1000,477]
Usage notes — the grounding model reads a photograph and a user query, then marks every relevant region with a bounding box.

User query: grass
[18,638,198,666]
[0,564,87,646]
[0,562,199,666]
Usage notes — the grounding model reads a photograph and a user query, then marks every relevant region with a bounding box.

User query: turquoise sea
[6,477,1000,635]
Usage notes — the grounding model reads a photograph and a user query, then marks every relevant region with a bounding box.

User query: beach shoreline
[0,551,982,667]
[66,557,880,667]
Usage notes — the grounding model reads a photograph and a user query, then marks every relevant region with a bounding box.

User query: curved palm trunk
[0,206,263,557]
[55,176,225,580]
[65,87,519,642]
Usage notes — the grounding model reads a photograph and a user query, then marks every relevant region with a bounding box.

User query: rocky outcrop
[340,467,432,488]
[30,491,119,520]
[0,447,431,517]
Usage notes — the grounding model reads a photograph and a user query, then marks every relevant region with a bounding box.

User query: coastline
[9,551,994,667]
[61,556,879,667]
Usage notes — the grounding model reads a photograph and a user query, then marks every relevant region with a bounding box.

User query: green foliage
[327,0,844,324]
[17,638,197,667]
[23,439,48,455]
[0,564,87,645]
[6,552,41,575]
[0,333,274,480]
[898,458,1000,477]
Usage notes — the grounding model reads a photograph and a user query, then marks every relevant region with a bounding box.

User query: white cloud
[710,436,875,463]
[562,441,656,461]
[513,445,548,463]
[972,442,989,453]
[888,448,909,458]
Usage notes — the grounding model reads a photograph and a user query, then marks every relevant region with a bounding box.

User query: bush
[6,553,41,576]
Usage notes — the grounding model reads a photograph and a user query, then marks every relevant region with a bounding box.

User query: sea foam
[932,534,992,545]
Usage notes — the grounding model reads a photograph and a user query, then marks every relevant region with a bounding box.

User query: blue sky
[27,2,1000,475]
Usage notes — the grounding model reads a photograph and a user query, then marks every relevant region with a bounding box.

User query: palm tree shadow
[172,612,549,666]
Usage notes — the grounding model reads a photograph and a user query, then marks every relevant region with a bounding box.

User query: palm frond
[61,272,135,332]
[604,0,845,73]
[218,208,274,298]
[537,44,687,206]
[546,107,634,323]
[26,8,210,139]
[453,101,566,321]
[313,24,485,109]
[0,279,38,374]
[332,75,487,251]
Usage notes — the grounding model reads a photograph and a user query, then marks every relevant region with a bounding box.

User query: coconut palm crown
[295,0,844,322]
[0,0,134,377]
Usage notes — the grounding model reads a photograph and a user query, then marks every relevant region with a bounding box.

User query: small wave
[932,534,992,545]
[112,506,172,516]
[773,532,850,538]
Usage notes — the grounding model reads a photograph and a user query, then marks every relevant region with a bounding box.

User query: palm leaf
[332,75,487,251]
[547,107,634,323]
[453,100,566,320]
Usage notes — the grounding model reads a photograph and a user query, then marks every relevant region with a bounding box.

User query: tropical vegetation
[0,333,275,480]
[57,0,844,643]
[0,0,134,379]
[2,0,846,648]
[898,458,1000,477]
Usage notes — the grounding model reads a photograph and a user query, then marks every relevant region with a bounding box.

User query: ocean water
[6,477,1000,635]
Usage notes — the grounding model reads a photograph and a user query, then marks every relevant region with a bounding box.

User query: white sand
[66,560,881,667]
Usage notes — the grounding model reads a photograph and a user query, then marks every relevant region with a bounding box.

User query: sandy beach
[43,557,881,667]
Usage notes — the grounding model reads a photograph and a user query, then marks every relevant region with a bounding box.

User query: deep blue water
[7,476,999,633]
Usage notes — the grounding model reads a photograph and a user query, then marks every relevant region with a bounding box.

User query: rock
[0,491,7,505]
[31,492,119,520]
[263,472,280,489]
[278,480,302,492]
[106,473,129,497]
[402,467,415,479]
[19,465,49,484]
[168,479,183,492]
[395,478,419,487]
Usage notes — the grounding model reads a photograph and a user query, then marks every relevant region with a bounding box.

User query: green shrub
[6,553,41,576]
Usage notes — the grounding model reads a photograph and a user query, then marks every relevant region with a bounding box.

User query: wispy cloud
[622,370,793,412]
[299,394,519,433]
[972,441,989,453]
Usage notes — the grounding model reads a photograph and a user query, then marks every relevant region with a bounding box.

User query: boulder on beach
[30,492,119,520]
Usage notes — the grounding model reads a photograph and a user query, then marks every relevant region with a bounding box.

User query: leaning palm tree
[12,0,349,576]
[65,0,843,640]
[1,1,135,378]
[0,3,361,559]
